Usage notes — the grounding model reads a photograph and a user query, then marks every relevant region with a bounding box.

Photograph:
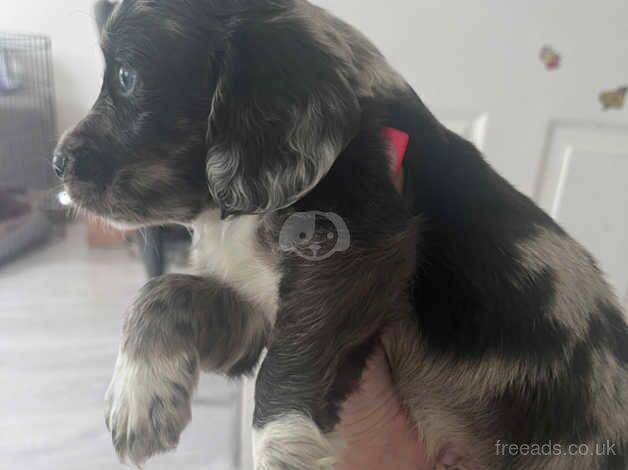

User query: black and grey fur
[54,0,628,469]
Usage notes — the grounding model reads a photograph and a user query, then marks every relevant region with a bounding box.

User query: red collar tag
[381,127,409,193]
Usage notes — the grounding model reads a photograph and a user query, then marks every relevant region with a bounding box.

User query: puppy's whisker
[137,228,150,249]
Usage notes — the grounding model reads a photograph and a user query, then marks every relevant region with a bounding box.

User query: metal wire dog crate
[0,32,58,262]
[0,32,57,190]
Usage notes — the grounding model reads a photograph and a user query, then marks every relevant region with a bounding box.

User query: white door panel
[439,112,489,151]
[536,122,628,308]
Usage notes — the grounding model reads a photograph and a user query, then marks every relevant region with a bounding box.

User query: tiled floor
[0,223,239,470]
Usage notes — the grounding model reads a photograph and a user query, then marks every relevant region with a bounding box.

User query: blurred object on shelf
[86,218,128,247]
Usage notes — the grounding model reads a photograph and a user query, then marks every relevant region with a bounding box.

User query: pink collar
[381,127,409,193]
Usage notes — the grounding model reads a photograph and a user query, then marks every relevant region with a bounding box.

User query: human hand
[336,346,433,470]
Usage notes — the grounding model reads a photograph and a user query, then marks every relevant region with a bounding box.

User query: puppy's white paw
[105,348,199,466]
[254,414,338,470]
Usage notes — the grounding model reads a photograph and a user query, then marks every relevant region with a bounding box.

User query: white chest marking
[191,210,280,323]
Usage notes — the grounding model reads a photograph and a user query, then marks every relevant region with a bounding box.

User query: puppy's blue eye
[117,64,137,95]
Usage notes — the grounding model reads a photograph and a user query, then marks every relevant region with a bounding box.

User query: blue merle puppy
[53,0,628,468]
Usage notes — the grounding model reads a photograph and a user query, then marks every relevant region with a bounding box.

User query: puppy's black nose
[52,151,66,179]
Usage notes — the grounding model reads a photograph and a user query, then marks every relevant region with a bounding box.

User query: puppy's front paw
[255,414,337,470]
[105,348,199,466]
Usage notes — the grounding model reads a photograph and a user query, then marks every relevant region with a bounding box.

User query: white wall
[0,0,103,132]
[2,0,627,195]
[313,0,628,195]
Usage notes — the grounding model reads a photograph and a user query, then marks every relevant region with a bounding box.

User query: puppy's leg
[253,327,378,470]
[105,274,267,466]
[252,244,416,469]
[248,192,416,469]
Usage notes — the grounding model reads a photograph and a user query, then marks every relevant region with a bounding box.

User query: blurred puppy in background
[54,0,627,469]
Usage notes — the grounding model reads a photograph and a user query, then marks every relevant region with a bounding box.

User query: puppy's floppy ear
[93,0,118,36]
[206,17,361,216]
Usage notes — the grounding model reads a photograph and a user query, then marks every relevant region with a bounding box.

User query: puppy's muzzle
[52,133,113,187]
